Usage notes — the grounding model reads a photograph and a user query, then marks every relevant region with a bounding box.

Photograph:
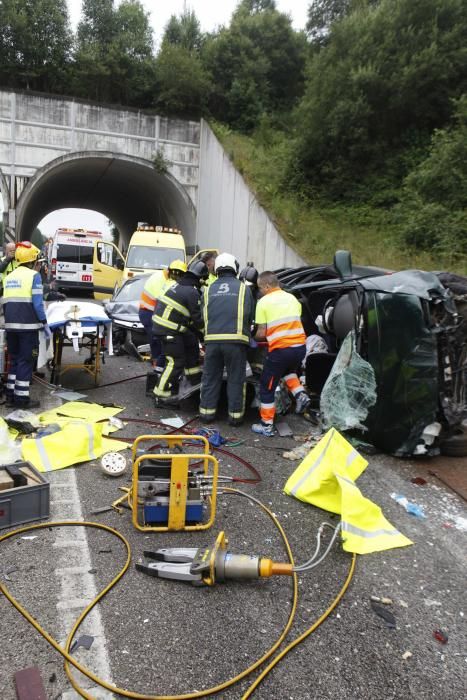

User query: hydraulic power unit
[127,435,219,532]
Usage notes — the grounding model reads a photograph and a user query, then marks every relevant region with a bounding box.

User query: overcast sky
[6,1,309,240]
[68,0,309,42]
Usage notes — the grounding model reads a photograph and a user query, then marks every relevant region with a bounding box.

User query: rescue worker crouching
[3,242,51,408]
[200,253,254,426]
[152,260,208,407]
[252,271,310,436]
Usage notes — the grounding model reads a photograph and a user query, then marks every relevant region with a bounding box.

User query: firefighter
[138,260,186,367]
[199,253,254,426]
[252,270,310,436]
[3,242,51,408]
[152,260,208,406]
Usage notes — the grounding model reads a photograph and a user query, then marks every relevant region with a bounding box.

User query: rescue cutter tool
[135,531,293,586]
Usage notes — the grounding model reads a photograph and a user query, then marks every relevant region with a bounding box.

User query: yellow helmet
[168,259,187,273]
[15,242,41,264]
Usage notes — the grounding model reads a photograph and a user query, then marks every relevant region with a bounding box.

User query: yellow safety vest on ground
[255,288,306,351]
[284,428,412,554]
[22,420,128,472]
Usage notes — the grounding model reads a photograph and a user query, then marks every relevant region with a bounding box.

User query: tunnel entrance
[16,152,196,248]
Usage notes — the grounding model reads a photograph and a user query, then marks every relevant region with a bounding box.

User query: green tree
[291,0,467,199]
[398,95,467,257]
[154,43,212,118]
[202,1,307,130]
[0,0,71,92]
[163,10,203,52]
[73,0,155,106]
[107,0,156,106]
[73,0,116,101]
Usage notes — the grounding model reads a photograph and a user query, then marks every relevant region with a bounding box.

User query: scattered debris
[390,493,426,518]
[276,421,293,437]
[91,506,115,515]
[370,596,393,605]
[424,599,442,607]
[411,477,427,486]
[433,629,448,644]
[371,600,396,628]
[21,536,38,540]
[283,440,317,460]
[98,547,112,554]
[160,416,185,429]
[70,634,94,653]
[15,667,47,700]
[402,651,413,660]
[53,390,87,401]
[49,672,57,683]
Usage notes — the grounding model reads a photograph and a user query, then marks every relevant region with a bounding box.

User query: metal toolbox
[0,461,50,529]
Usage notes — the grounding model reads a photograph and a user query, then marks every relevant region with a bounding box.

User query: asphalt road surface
[1,346,466,700]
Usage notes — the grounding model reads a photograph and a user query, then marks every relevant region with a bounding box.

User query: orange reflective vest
[255,288,306,351]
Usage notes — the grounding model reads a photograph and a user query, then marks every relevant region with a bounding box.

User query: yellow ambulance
[93,225,186,299]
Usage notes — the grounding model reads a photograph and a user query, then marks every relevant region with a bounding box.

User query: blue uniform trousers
[6,330,39,404]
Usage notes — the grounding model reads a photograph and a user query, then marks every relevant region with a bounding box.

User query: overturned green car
[277,253,466,456]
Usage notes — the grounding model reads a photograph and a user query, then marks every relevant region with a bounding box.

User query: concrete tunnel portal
[15,152,197,248]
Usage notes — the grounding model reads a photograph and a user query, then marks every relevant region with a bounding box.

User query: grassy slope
[215,128,467,274]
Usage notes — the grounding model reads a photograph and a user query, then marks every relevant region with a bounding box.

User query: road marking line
[50,471,114,699]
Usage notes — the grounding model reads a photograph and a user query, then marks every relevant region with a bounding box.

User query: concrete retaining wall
[196,120,305,268]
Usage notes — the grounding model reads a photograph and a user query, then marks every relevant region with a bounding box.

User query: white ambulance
[48,228,104,293]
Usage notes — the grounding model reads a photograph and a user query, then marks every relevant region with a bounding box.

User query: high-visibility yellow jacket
[3,265,46,331]
[139,270,169,311]
[255,288,306,351]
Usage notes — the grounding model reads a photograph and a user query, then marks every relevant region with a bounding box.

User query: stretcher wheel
[101,452,127,477]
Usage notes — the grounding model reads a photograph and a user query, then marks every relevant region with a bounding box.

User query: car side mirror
[116,258,124,271]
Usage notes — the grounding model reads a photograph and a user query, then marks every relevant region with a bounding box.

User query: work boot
[5,394,15,408]
[154,395,179,409]
[295,391,311,414]
[228,418,243,427]
[251,422,276,437]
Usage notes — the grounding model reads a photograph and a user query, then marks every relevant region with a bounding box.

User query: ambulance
[48,228,104,293]
[92,224,186,299]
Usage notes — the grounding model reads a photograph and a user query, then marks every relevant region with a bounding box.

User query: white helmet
[214,253,239,274]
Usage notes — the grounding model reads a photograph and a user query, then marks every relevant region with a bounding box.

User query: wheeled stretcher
[46,301,111,385]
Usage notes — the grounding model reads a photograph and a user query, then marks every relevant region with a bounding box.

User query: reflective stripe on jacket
[202,275,253,344]
[3,265,46,331]
[22,421,102,472]
[255,288,306,351]
[152,276,203,335]
[139,270,169,311]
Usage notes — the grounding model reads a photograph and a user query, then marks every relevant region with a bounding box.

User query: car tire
[440,424,467,457]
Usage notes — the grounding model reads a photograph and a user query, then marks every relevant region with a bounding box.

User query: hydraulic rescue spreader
[136,531,294,586]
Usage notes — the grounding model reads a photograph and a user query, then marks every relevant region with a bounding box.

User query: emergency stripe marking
[50,469,115,699]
